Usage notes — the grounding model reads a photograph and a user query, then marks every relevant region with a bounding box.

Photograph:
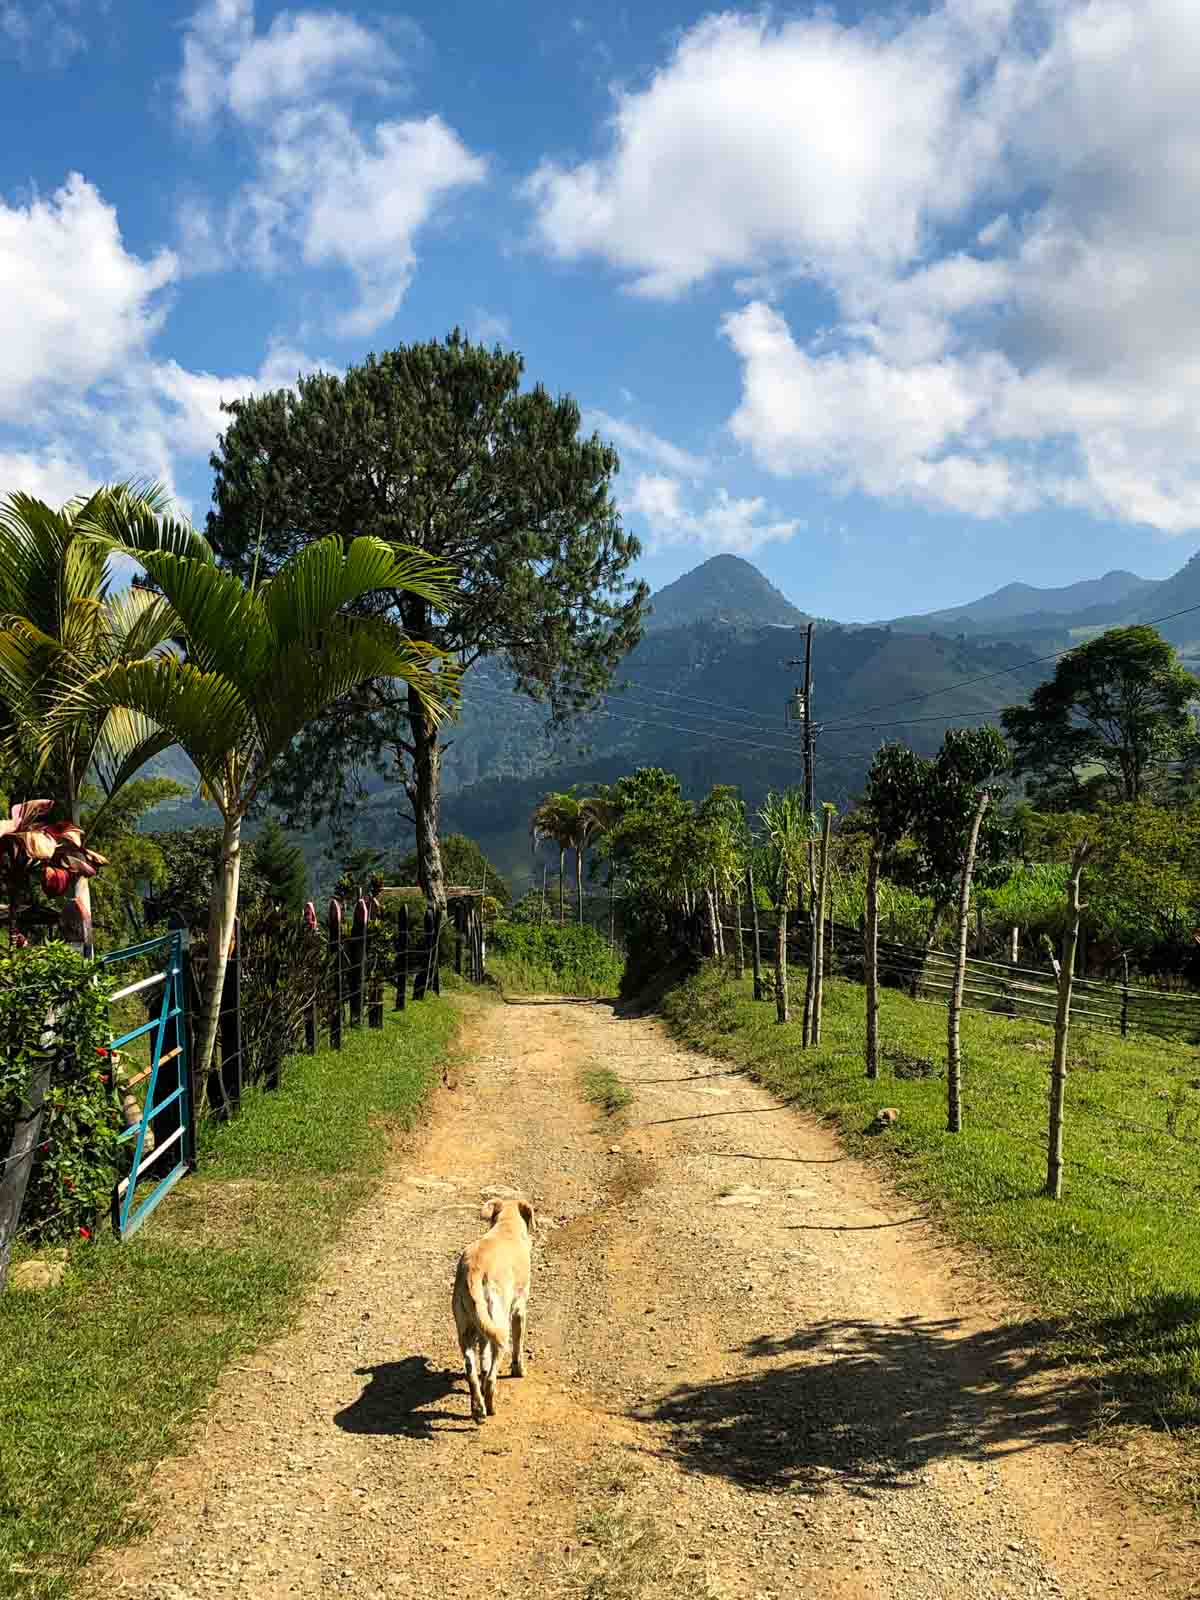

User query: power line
[818,597,1200,733]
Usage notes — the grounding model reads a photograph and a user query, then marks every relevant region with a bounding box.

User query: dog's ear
[518,1199,535,1234]
[479,1199,501,1223]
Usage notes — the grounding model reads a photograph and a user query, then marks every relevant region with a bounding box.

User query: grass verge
[661,963,1200,1480]
[581,1065,633,1118]
[0,995,460,1600]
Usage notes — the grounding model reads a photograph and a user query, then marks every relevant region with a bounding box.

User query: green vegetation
[0,997,458,1599]
[581,1065,633,1117]
[487,920,623,996]
[662,963,1200,1448]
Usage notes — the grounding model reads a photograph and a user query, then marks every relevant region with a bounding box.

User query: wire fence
[719,915,1200,1043]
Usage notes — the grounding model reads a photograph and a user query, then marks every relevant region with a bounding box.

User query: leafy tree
[204,332,648,912]
[45,535,458,1083]
[862,744,925,1078]
[333,846,389,904]
[0,482,210,947]
[397,832,510,905]
[1000,625,1198,808]
[251,819,308,915]
[142,825,272,933]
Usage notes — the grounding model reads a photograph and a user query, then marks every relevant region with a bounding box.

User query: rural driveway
[89,994,1199,1600]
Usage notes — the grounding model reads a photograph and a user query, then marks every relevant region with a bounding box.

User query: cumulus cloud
[0,169,332,514]
[0,175,175,424]
[531,0,1200,535]
[625,472,802,556]
[177,1,485,334]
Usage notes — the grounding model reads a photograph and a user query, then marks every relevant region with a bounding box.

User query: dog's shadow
[334,1356,473,1437]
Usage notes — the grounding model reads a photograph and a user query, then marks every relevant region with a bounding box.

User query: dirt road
[91,996,1199,1600]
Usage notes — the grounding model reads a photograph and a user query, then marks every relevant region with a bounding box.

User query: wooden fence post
[1120,953,1129,1038]
[747,862,763,1000]
[947,792,990,1135]
[394,903,408,1011]
[1047,843,1092,1199]
[217,915,242,1116]
[328,899,343,1051]
[455,902,464,976]
[431,908,443,996]
[0,1007,59,1290]
[413,908,432,1000]
[303,902,318,1053]
[348,897,367,1027]
[812,805,834,1046]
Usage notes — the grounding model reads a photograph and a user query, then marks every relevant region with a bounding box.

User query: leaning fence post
[413,908,434,1000]
[1047,842,1092,1199]
[328,899,343,1051]
[1120,953,1129,1038]
[394,903,409,1011]
[216,915,242,1117]
[368,907,384,1029]
[747,863,763,1000]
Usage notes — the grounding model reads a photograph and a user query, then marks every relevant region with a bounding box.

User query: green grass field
[0,995,460,1600]
[486,920,624,997]
[662,963,1200,1466]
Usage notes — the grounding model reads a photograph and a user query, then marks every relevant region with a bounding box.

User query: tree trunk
[748,863,763,1000]
[194,811,242,1086]
[406,687,447,916]
[1010,925,1019,965]
[865,842,881,1080]
[558,846,565,926]
[0,1015,56,1293]
[733,886,745,978]
[576,847,584,926]
[775,897,789,1023]
[705,888,719,957]
[947,792,990,1134]
[712,871,725,958]
[813,806,834,1046]
[1046,846,1090,1199]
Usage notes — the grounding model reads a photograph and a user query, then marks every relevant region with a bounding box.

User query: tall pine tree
[206,332,648,911]
[252,820,308,915]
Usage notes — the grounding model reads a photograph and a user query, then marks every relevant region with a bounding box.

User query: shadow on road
[334,1356,474,1438]
[633,1314,1096,1496]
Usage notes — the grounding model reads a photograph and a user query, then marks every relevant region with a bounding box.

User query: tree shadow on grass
[334,1356,474,1438]
[634,1297,1200,1497]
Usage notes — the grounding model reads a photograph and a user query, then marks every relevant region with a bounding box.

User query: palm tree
[0,482,208,946]
[44,534,459,1082]
[579,786,619,935]
[759,789,813,1025]
[530,789,583,926]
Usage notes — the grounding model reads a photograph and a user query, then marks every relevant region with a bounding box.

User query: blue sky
[3,0,1200,621]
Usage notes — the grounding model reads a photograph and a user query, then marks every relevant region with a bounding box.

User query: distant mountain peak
[647,554,808,632]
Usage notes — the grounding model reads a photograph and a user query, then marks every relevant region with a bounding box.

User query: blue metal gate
[101,930,192,1238]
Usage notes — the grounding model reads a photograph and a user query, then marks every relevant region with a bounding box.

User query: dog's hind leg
[511,1295,527,1377]
[481,1339,500,1415]
[463,1343,486,1424]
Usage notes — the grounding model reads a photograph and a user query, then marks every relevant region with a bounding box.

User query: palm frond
[259,536,459,650]
[137,552,270,685]
[42,657,251,794]
[74,481,213,565]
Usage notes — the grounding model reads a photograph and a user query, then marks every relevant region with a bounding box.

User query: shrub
[0,942,120,1241]
[488,920,623,996]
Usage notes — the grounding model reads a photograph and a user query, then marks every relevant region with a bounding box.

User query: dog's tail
[463,1264,508,1347]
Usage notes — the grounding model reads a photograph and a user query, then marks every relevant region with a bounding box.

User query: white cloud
[1,0,88,66]
[0,174,176,424]
[526,4,1013,298]
[180,0,400,127]
[0,169,329,515]
[177,2,485,333]
[584,410,708,481]
[534,0,1200,535]
[0,445,95,507]
[469,308,512,345]
[625,472,802,556]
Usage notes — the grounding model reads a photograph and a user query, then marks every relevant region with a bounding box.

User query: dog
[452,1196,535,1423]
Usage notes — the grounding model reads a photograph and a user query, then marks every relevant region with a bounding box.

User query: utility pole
[786,622,815,816]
